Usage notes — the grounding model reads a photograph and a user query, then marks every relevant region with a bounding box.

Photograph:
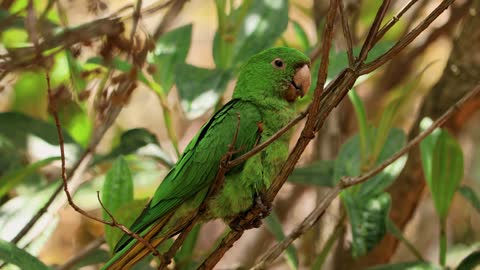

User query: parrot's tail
[102,212,177,270]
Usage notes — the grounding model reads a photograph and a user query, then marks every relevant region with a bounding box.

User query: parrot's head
[233,47,311,105]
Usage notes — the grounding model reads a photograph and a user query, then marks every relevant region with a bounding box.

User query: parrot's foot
[229,195,272,231]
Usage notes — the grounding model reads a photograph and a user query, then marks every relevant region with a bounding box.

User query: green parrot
[102,47,311,269]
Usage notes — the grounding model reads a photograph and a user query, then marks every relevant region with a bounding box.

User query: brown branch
[157,113,242,269]
[360,0,456,74]
[338,0,355,66]
[374,0,420,44]
[250,84,480,268]
[358,0,391,63]
[129,0,143,58]
[45,71,160,258]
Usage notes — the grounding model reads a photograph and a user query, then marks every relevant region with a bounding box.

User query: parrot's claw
[229,195,272,231]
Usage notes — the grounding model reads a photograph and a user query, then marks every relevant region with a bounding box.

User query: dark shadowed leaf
[458,186,480,214]
[364,261,441,270]
[175,64,232,118]
[342,192,391,257]
[0,239,51,270]
[457,250,480,270]
[265,212,299,270]
[288,160,335,187]
[94,128,173,167]
[149,24,192,92]
[0,156,60,198]
[69,248,110,269]
[102,157,134,250]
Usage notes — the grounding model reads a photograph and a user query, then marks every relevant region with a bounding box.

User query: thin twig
[129,0,143,58]
[250,84,480,268]
[374,0,420,44]
[360,0,455,74]
[46,71,159,256]
[338,0,355,66]
[358,0,392,63]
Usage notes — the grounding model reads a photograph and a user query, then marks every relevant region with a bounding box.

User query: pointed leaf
[0,239,51,270]
[265,212,299,270]
[343,192,391,257]
[427,130,464,219]
[102,157,134,250]
[148,24,192,92]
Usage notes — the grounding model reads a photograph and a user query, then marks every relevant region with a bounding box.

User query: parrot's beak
[290,64,311,99]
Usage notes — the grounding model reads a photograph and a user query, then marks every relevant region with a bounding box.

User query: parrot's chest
[205,107,294,219]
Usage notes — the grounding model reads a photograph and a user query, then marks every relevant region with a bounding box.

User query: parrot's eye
[272,58,285,69]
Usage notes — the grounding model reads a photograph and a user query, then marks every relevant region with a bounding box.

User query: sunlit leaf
[149,24,192,92]
[175,64,232,119]
[458,186,480,214]
[288,160,335,187]
[343,192,391,257]
[265,212,299,270]
[421,129,464,220]
[102,157,134,250]
[0,239,51,270]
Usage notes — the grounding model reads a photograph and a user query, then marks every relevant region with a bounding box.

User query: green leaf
[0,182,60,245]
[175,64,232,118]
[423,130,464,220]
[69,248,110,269]
[348,89,371,163]
[175,224,201,269]
[0,156,60,198]
[342,192,391,257]
[233,0,288,65]
[265,212,298,270]
[0,239,51,270]
[94,128,172,167]
[149,24,192,92]
[457,250,480,270]
[291,20,310,51]
[213,0,288,68]
[458,186,480,214]
[364,261,441,270]
[288,160,335,187]
[334,128,406,198]
[102,157,134,250]
[0,112,81,162]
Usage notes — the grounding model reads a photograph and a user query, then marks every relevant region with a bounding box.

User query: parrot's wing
[114,99,262,251]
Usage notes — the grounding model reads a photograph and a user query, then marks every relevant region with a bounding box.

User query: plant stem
[439,218,447,266]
